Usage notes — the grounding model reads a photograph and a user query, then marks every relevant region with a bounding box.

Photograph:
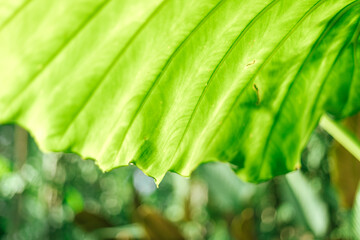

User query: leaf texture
[0,0,359,183]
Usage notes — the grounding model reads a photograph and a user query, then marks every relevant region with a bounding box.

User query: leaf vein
[342,15,360,114]
[6,0,112,115]
[310,17,360,120]
[61,0,168,140]
[259,1,360,179]
[207,0,326,162]
[110,0,227,162]
[168,0,280,168]
[0,0,31,32]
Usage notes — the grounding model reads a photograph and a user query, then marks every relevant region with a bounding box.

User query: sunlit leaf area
[1,0,359,184]
[0,116,359,239]
[1,0,360,239]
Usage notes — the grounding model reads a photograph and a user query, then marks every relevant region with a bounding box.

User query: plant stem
[320,114,360,161]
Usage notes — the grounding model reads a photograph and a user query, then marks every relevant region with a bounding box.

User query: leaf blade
[0,0,359,183]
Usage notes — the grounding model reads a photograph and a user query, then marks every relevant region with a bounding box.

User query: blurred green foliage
[0,123,359,240]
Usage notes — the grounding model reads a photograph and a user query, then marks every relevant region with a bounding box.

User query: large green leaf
[0,0,359,184]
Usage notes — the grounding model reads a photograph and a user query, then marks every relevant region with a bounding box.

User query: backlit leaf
[0,0,359,183]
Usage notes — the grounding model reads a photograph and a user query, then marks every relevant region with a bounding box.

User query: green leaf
[0,0,359,184]
[285,171,329,237]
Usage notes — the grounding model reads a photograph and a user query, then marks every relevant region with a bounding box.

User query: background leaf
[0,123,356,239]
[353,184,360,238]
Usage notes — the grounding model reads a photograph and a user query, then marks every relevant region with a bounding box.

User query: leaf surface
[0,0,359,183]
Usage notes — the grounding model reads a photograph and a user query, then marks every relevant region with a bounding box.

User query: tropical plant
[0,0,359,185]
